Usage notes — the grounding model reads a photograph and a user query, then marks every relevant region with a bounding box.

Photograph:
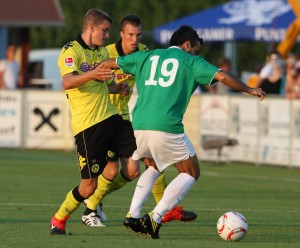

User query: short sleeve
[116,53,139,76]
[193,57,219,85]
[57,49,79,77]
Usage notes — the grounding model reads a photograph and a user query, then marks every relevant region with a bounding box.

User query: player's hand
[93,66,113,81]
[117,83,130,97]
[249,88,266,101]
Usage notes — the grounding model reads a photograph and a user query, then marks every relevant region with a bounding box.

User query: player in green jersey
[50,9,140,235]
[99,25,265,239]
[83,14,197,226]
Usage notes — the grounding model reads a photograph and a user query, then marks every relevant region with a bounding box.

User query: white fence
[1,90,299,168]
[0,90,74,150]
[195,94,300,168]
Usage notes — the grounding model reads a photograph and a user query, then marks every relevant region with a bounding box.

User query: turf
[0,148,299,248]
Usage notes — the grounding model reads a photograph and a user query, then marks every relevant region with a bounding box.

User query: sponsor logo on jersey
[80,62,100,72]
[64,57,74,66]
[112,72,132,81]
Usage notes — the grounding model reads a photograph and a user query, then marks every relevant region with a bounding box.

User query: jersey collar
[168,46,182,50]
[115,39,139,56]
[76,35,99,51]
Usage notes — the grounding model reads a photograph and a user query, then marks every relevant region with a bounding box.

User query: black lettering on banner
[33,107,60,131]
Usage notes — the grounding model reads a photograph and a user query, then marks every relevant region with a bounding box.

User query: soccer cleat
[83,199,107,222]
[161,206,197,223]
[96,203,107,222]
[141,212,161,239]
[82,211,106,227]
[50,214,70,235]
[123,213,146,234]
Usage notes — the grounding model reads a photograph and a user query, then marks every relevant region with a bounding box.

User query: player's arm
[98,59,119,69]
[0,71,6,89]
[0,62,6,89]
[62,68,113,90]
[214,70,266,101]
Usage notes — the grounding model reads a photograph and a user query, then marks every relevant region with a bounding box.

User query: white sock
[129,166,160,218]
[152,173,196,223]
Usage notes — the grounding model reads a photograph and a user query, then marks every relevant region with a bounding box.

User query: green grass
[0,148,300,248]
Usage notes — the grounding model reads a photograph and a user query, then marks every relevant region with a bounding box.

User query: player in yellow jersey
[50,9,140,235]
[82,14,197,226]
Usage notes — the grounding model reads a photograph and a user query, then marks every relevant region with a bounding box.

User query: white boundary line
[202,171,300,183]
[0,203,299,213]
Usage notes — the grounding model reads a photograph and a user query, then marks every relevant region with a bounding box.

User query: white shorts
[132,130,196,172]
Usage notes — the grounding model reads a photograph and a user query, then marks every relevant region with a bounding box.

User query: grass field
[0,148,300,248]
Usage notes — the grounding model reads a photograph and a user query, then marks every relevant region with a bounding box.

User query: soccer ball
[217,211,248,241]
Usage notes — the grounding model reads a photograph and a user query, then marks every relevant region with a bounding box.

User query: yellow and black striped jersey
[58,35,118,135]
[106,40,148,121]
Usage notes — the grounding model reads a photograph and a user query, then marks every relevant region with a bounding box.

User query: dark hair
[119,14,142,31]
[169,25,203,47]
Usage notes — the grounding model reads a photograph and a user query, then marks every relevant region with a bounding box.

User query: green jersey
[117,46,219,134]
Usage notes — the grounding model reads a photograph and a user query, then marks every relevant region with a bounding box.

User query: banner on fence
[229,96,259,163]
[24,91,74,150]
[0,91,22,147]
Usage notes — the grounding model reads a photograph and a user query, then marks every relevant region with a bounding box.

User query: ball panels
[217,211,248,241]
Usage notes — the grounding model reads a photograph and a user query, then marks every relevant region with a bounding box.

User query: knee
[120,158,140,180]
[78,180,97,198]
[127,167,140,180]
[193,170,200,180]
[84,186,97,198]
[190,165,200,180]
[102,163,119,180]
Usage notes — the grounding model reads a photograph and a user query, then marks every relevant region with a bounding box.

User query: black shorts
[75,115,136,179]
[107,120,133,162]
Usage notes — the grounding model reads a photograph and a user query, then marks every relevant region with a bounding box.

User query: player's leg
[105,156,139,194]
[51,178,98,234]
[51,123,107,234]
[84,119,139,225]
[86,157,139,223]
[149,156,166,204]
[140,132,199,239]
[151,155,199,222]
[81,116,125,227]
[84,160,119,222]
[124,164,160,234]
[142,155,199,239]
[150,163,197,223]
[111,119,140,190]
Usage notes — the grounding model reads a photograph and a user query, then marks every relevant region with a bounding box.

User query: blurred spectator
[255,51,286,95]
[255,51,278,83]
[285,60,300,99]
[0,44,22,90]
[215,57,232,94]
[246,63,263,88]
[261,59,285,94]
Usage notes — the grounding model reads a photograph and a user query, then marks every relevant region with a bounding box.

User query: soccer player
[99,25,266,239]
[83,14,197,226]
[50,9,140,235]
